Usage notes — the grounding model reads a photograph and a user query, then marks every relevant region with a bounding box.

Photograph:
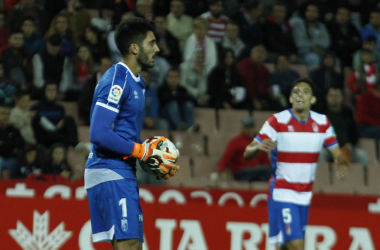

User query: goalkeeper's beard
[137,47,154,68]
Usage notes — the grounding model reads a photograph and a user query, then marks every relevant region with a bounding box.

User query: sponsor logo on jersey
[121,218,128,232]
[288,125,294,132]
[139,214,143,222]
[108,85,123,104]
[259,121,268,134]
[134,90,138,99]
[285,224,292,235]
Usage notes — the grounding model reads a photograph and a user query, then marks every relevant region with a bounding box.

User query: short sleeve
[255,115,278,143]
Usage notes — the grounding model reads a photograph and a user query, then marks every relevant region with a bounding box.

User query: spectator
[347,48,377,96]
[352,36,380,71]
[45,14,75,57]
[56,0,91,46]
[291,2,330,69]
[42,142,72,180]
[80,26,109,63]
[200,0,229,44]
[217,116,271,182]
[5,0,47,35]
[182,0,208,18]
[269,55,300,109]
[319,87,369,167]
[154,15,181,65]
[341,0,374,31]
[158,66,196,131]
[147,55,171,90]
[183,17,217,75]
[310,52,343,110]
[1,30,33,91]
[32,34,71,99]
[356,82,380,154]
[263,2,298,63]
[361,8,380,54]
[44,0,66,27]
[221,21,247,60]
[208,48,251,110]
[0,63,18,106]
[107,11,135,63]
[21,16,45,56]
[90,8,114,33]
[12,144,43,179]
[133,0,153,20]
[152,0,171,17]
[0,104,25,179]
[140,69,169,131]
[10,91,36,145]
[326,6,361,67]
[166,0,193,50]
[62,45,95,101]
[231,0,263,51]
[114,0,136,23]
[30,82,84,149]
[78,57,112,125]
[180,50,208,107]
[0,12,10,56]
[238,45,275,110]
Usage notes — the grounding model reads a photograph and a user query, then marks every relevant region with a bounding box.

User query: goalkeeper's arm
[90,104,176,172]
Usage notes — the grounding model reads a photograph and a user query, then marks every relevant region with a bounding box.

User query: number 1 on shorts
[119,198,127,217]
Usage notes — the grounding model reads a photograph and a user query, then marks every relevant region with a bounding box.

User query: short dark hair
[115,17,155,57]
[9,29,23,36]
[209,0,223,6]
[361,48,373,54]
[290,77,316,95]
[364,35,377,43]
[22,16,36,24]
[244,0,260,10]
[168,65,180,74]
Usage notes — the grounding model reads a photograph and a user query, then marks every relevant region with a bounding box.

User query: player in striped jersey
[200,0,229,43]
[244,78,348,250]
[84,18,178,249]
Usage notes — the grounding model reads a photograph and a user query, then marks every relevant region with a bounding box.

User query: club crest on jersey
[108,85,123,104]
[288,125,294,132]
[312,122,319,132]
[121,218,128,232]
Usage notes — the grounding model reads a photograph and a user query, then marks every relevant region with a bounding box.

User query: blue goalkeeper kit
[85,62,145,243]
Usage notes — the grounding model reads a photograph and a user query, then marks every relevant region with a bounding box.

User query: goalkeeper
[84,18,178,250]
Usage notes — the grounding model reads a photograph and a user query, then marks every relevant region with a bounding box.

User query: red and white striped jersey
[200,11,229,43]
[255,109,338,205]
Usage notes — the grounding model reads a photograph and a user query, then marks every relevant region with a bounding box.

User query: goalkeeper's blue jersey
[84,62,145,189]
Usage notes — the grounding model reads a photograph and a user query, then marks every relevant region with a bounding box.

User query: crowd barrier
[1,179,379,249]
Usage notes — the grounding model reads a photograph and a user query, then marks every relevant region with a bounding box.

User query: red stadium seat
[217,109,250,134]
[192,156,220,178]
[170,131,206,156]
[194,108,217,135]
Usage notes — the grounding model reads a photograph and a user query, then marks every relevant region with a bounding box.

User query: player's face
[289,82,315,112]
[137,31,159,68]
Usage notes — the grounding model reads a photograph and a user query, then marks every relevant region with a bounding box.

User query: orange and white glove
[160,165,180,180]
[127,137,177,174]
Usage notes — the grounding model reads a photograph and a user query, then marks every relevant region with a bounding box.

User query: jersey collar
[288,109,310,124]
[117,62,141,82]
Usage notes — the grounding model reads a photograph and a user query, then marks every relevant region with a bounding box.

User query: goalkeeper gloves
[128,137,177,174]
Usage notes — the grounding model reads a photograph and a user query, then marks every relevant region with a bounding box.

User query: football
[138,136,180,178]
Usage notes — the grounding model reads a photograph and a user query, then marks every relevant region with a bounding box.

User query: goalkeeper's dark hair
[115,17,156,57]
[290,77,316,96]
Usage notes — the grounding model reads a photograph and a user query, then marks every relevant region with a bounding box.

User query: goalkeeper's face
[137,31,159,68]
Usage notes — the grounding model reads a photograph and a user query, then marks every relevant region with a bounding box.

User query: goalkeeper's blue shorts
[267,198,309,245]
[87,178,144,243]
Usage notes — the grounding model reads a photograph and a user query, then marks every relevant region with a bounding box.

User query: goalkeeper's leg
[112,239,142,250]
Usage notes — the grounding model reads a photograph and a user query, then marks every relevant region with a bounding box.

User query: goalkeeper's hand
[127,137,177,174]
[158,164,180,180]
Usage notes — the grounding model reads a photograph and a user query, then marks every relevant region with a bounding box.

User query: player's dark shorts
[267,198,309,245]
[87,178,144,243]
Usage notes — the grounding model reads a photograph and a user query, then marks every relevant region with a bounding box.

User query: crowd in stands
[0,0,380,183]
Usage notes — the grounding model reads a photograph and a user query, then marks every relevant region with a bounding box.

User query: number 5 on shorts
[282,208,292,223]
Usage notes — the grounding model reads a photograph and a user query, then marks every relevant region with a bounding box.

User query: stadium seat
[164,155,191,187]
[194,108,217,134]
[78,126,90,142]
[357,138,378,164]
[206,132,236,156]
[192,156,220,178]
[217,109,250,134]
[250,181,269,191]
[328,163,366,194]
[358,163,380,195]
[170,131,206,156]
[313,162,332,193]
[253,111,274,129]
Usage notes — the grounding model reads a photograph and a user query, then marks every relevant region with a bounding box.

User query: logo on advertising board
[9,210,72,250]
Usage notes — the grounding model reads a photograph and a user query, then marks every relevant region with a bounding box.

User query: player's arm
[90,104,176,171]
[328,146,349,179]
[244,139,276,160]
